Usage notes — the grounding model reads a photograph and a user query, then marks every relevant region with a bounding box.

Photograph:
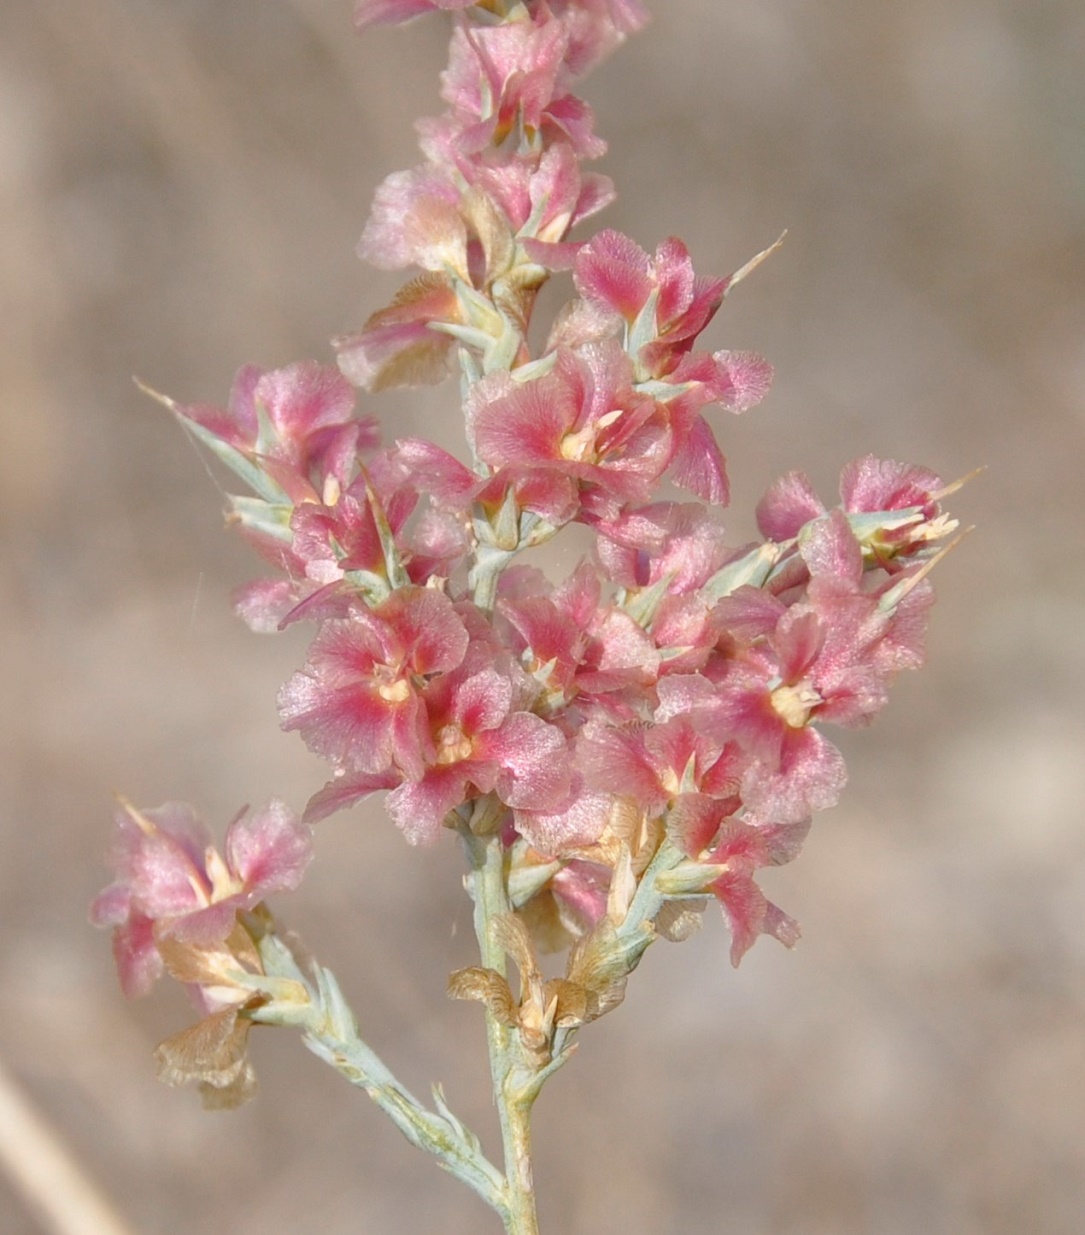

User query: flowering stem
[463,825,541,1235]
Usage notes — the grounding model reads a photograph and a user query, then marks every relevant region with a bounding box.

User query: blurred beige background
[2,1,1083,1232]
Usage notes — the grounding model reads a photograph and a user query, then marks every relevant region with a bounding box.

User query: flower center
[435,723,474,766]
[378,678,412,704]
[559,409,622,463]
[204,846,244,903]
[769,681,821,728]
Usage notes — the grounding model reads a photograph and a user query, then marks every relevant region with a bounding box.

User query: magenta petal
[225,800,313,897]
[113,913,163,1000]
[386,767,467,844]
[744,727,847,823]
[669,415,729,505]
[304,770,401,824]
[452,668,513,735]
[486,712,570,809]
[756,470,825,541]
[800,509,863,584]
[515,788,613,856]
[574,229,653,320]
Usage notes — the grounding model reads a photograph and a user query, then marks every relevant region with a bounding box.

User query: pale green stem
[469,547,513,615]
[251,935,507,1217]
[616,838,686,951]
[462,827,541,1235]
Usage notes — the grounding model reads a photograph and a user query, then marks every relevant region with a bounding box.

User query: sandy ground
[2,1,1084,1231]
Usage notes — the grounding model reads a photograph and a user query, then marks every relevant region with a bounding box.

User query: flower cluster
[91,800,312,1104]
[95,0,960,1096]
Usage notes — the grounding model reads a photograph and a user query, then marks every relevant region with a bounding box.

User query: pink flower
[442,20,598,156]
[384,648,571,843]
[595,502,731,592]
[575,231,724,348]
[664,511,934,822]
[298,623,573,844]
[757,454,948,560]
[173,362,378,504]
[468,343,672,521]
[570,232,774,506]
[90,800,312,999]
[231,437,474,633]
[497,562,659,720]
[469,141,614,242]
[701,815,807,966]
[279,586,471,779]
[579,715,748,820]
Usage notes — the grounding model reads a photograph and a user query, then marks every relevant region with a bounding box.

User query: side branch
[250,934,507,1215]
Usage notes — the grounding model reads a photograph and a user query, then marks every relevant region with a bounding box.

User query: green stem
[463,827,541,1235]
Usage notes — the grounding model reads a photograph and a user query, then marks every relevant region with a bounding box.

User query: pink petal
[707,350,774,412]
[840,455,942,513]
[359,167,465,272]
[515,787,613,856]
[255,362,357,442]
[488,712,571,810]
[574,229,653,320]
[112,913,163,1000]
[225,800,313,897]
[304,769,402,824]
[387,767,468,844]
[800,509,863,585]
[381,587,471,675]
[743,727,847,823]
[668,415,729,505]
[756,470,825,541]
[233,579,303,634]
